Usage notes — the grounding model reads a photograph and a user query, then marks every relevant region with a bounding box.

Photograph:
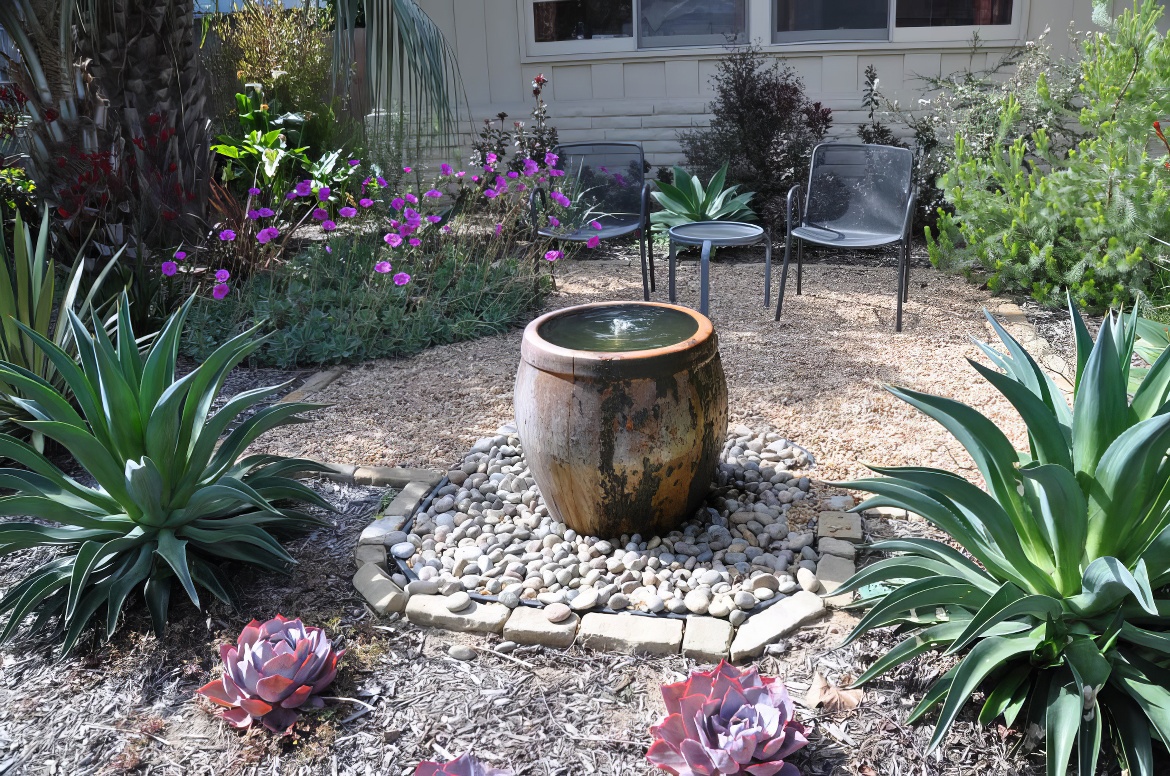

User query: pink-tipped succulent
[197,614,343,734]
[415,752,514,776]
[647,661,808,776]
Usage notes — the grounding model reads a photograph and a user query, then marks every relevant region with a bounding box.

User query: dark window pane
[533,0,634,41]
[896,0,1013,26]
[775,0,888,39]
[639,0,746,47]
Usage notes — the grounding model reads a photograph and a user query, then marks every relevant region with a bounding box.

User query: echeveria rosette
[647,662,807,776]
[198,615,343,734]
[415,752,514,776]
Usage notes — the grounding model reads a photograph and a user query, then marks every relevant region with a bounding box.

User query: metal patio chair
[531,142,655,300]
[774,143,916,331]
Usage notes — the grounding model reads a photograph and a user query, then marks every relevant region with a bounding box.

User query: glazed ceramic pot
[514,302,728,537]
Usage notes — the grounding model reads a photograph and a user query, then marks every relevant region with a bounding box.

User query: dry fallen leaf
[805,670,864,712]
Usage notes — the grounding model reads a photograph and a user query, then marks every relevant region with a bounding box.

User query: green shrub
[679,44,831,226]
[182,235,553,368]
[927,0,1170,310]
[837,297,1170,774]
[649,164,755,233]
[0,295,331,653]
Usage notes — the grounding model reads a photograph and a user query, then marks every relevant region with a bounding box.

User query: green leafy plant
[836,296,1170,774]
[0,208,118,447]
[0,295,332,654]
[650,164,755,233]
[926,0,1170,309]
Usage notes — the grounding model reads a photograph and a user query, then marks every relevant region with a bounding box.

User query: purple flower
[614,173,628,187]
[348,158,360,166]
[404,208,422,226]
[212,283,230,300]
[486,152,498,164]
[286,191,297,200]
[440,163,453,175]
[215,269,231,283]
[548,216,560,227]
[246,209,261,220]
[550,191,571,207]
[424,189,443,198]
[517,183,527,192]
[471,175,480,183]
[403,166,412,173]
[312,208,328,221]
[247,187,262,196]
[442,225,452,233]
[218,229,236,241]
[174,250,187,261]
[409,238,421,247]
[295,180,313,197]
[359,198,375,208]
[507,171,519,179]
[544,250,562,262]
[377,176,388,187]
[545,152,559,167]
[384,233,403,247]
[322,220,337,231]
[393,272,411,286]
[257,227,280,244]
[374,261,392,274]
[484,189,498,199]
[550,169,566,178]
[405,193,418,204]
[258,207,275,218]
[591,221,603,230]
[325,245,332,253]
[427,214,442,224]
[495,223,503,235]
[456,171,466,178]
[317,186,331,201]
[523,158,540,176]
[391,197,405,211]
[161,261,178,276]
[339,206,357,218]
[587,236,601,249]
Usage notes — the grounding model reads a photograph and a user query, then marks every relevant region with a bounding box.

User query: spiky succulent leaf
[650,163,756,232]
[0,294,330,653]
[836,295,1170,775]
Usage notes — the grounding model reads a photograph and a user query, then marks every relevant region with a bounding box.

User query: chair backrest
[803,143,914,238]
[552,142,646,224]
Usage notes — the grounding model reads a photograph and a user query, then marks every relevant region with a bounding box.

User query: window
[533,0,633,42]
[896,0,1013,27]
[639,0,747,48]
[775,0,888,42]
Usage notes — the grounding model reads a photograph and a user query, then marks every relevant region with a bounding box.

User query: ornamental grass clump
[0,294,332,654]
[835,295,1170,774]
[197,614,342,734]
[647,661,807,776]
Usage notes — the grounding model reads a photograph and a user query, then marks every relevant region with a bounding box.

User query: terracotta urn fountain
[514,301,728,538]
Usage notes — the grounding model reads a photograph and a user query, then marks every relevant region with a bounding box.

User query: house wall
[416,0,1158,167]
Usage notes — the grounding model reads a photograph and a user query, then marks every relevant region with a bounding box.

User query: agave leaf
[180,523,295,564]
[19,420,131,506]
[828,555,969,597]
[842,578,988,647]
[1100,685,1154,776]
[945,584,1059,655]
[1045,668,1082,776]
[125,458,166,526]
[1020,463,1087,593]
[971,361,1072,469]
[188,557,235,607]
[1068,291,1095,390]
[852,620,971,686]
[1068,557,1156,617]
[201,403,323,485]
[155,530,199,608]
[137,296,193,419]
[907,665,959,723]
[1130,339,1170,420]
[105,545,154,636]
[1112,656,1170,749]
[925,631,1043,752]
[978,664,1033,726]
[704,163,729,205]
[1072,315,1128,481]
[0,569,69,644]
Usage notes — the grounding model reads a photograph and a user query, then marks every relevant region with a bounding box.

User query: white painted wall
[417,0,1160,166]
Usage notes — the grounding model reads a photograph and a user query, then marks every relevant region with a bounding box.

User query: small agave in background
[415,751,515,776]
[647,661,807,776]
[197,614,343,734]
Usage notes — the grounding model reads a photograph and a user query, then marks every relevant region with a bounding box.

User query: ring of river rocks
[389,423,837,623]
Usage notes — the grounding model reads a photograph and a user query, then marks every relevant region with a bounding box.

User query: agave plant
[414,752,514,776]
[835,296,1170,774]
[650,163,756,233]
[0,207,119,446]
[0,295,332,654]
[646,661,807,776]
[197,614,342,734]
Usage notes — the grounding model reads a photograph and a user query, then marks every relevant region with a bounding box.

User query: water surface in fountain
[539,304,699,352]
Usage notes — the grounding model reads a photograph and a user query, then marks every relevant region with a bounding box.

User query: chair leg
[639,232,650,302]
[648,231,656,292]
[896,241,905,333]
[796,238,804,295]
[668,240,678,304]
[763,230,772,308]
[700,240,712,316]
[775,232,793,320]
[902,239,910,303]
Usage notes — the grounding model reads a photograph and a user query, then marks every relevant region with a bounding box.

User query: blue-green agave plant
[0,295,332,654]
[835,295,1170,775]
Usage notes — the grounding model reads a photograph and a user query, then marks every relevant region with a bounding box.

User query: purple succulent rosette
[415,751,515,776]
[197,614,343,734]
[647,661,808,776]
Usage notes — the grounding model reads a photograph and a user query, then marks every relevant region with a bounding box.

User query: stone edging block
[577,613,684,655]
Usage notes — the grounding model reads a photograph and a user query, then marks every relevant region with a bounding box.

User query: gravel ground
[255,248,1028,484]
